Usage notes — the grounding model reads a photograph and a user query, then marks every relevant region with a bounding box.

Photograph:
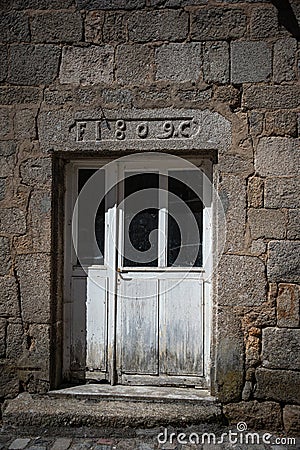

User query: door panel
[118,278,159,375]
[70,276,86,375]
[86,270,108,372]
[160,278,204,376]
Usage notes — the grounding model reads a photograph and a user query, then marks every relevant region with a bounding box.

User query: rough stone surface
[273,38,297,83]
[247,177,263,208]
[50,438,72,450]
[265,177,300,209]
[0,12,30,43]
[76,0,146,9]
[0,277,19,317]
[20,157,52,187]
[116,44,152,84]
[248,111,263,137]
[84,11,105,43]
[224,401,282,431]
[255,137,300,176]
[231,41,272,84]
[0,236,11,276]
[0,208,26,235]
[31,11,83,43]
[0,177,6,200]
[19,323,51,367]
[277,283,300,328]
[16,254,51,323]
[218,154,253,177]
[213,85,240,108]
[215,309,244,403]
[14,108,37,140]
[43,85,98,106]
[203,41,229,84]
[243,85,300,110]
[250,6,278,38]
[174,85,212,107]
[0,318,6,357]
[0,151,15,180]
[151,0,208,5]
[8,0,74,8]
[251,239,266,255]
[6,322,24,360]
[218,255,266,307]
[0,141,16,158]
[283,405,300,433]
[0,362,19,398]
[287,209,300,239]
[60,45,114,85]
[27,190,52,252]
[38,108,231,153]
[8,438,31,449]
[103,11,128,44]
[86,11,130,44]
[248,208,285,240]
[219,175,246,252]
[0,45,8,82]
[8,44,61,85]
[3,392,222,431]
[265,111,297,137]
[191,8,246,40]
[0,86,42,105]
[0,107,13,139]
[255,368,300,404]
[262,327,300,370]
[155,43,202,82]
[133,85,172,108]
[128,10,188,42]
[267,241,300,283]
[101,88,132,107]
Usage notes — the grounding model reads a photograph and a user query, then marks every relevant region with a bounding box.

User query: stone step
[48,384,216,404]
[2,388,223,437]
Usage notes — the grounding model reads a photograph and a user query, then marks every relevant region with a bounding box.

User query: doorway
[64,155,212,388]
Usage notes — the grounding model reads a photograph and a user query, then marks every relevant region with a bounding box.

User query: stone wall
[0,0,299,432]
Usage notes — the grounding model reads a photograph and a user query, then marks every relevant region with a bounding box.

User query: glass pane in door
[123,172,159,267]
[77,168,105,265]
[167,170,203,267]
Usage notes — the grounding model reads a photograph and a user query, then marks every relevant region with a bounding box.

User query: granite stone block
[155,43,202,83]
[231,41,272,84]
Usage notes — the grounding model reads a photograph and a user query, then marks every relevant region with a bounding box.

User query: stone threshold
[48,384,215,404]
[2,388,223,436]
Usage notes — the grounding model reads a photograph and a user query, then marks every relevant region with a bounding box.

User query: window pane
[123,172,159,267]
[77,168,105,265]
[167,171,203,267]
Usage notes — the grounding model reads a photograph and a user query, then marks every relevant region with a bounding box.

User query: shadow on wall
[271,0,300,40]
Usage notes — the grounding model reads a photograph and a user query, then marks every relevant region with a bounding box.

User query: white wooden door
[115,161,211,387]
[67,158,211,388]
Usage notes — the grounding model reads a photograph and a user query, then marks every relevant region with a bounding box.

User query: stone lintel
[38,108,231,157]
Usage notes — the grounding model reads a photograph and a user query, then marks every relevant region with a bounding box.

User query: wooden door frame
[63,155,213,389]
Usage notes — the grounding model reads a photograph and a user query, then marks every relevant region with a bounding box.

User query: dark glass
[77,169,105,265]
[167,171,203,267]
[123,172,159,267]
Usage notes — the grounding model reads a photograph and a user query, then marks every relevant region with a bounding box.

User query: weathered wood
[118,278,159,375]
[86,270,108,372]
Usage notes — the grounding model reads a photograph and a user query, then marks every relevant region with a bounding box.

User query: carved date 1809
[75,118,199,142]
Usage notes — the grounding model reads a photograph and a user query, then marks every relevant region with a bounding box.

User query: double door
[66,157,212,387]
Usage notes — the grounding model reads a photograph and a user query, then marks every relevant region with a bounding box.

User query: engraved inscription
[136,122,149,139]
[75,118,200,143]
